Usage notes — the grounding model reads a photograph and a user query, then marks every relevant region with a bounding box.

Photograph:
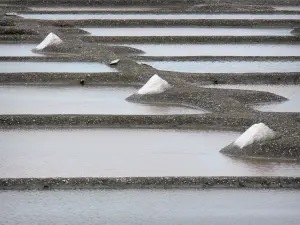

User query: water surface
[83,27,293,36]
[1,129,300,177]
[140,61,300,73]
[1,189,300,225]
[0,85,202,115]
[0,61,115,73]
[0,44,40,56]
[124,44,300,56]
[20,13,300,20]
[204,84,300,112]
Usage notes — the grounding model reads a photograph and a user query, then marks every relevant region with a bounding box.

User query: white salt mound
[137,74,171,95]
[35,32,63,50]
[234,123,276,148]
[5,12,18,16]
[110,59,120,65]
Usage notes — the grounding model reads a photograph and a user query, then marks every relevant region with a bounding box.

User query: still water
[1,61,116,73]
[1,189,299,225]
[0,44,40,56]
[0,86,203,115]
[0,129,300,177]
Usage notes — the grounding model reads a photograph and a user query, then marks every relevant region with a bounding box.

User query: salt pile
[234,123,276,148]
[137,74,171,95]
[34,32,63,51]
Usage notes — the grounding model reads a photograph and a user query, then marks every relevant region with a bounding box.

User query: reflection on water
[20,13,300,20]
[83,27,293,36]
[140,61,300,73]
[0,85,203,115]
[1,62,116,73]
[1,189,300,225]
[123,44,300,56]
[0,129,299,178]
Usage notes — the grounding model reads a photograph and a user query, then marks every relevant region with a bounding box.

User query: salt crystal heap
[137,74,171,95]
[234,123,276,148]
[34,32,63,51]
[110,59,120,65]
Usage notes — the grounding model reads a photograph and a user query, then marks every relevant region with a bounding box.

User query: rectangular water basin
[140,60,300,73]
[19,13,300,20]
[1,129,300,177]
[204,84,300,112]
[0,44,40,57]
[1,189,299,225]
[0,61,116,73]
[83,27,293,36]
[124,44,300,56]
[0,85,203,115]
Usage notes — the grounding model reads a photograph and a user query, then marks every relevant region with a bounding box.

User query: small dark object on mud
[80,79,85,86]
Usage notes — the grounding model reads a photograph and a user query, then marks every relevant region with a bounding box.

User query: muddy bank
[0,72,133,85]
[0,113,299,132]
[82,36,300,44]
[0,20,15,26]
[34,19,300,27]
[0,34,40,41]
[2,0,300,6]
[189,3,275,12]
[16,9,300,14]
[220,136,300,159]
[1,176,299,190]
[126,87,285,113]
[292,27,300,34]
[0,114,252,130]
[162,72,300,85]
[0,26,38,35]
[1,72,299,86]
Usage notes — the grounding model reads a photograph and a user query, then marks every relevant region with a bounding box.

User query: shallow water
[20,13,300,20]
[203,84,300,112]
[0,61,116,73]
[0,85,203,115]
[140,60,300,73]
[1,129,300,177]
[125,44,300,56]
[83,27,293,36]
[1,189,300,225]
[0,44,40,56]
